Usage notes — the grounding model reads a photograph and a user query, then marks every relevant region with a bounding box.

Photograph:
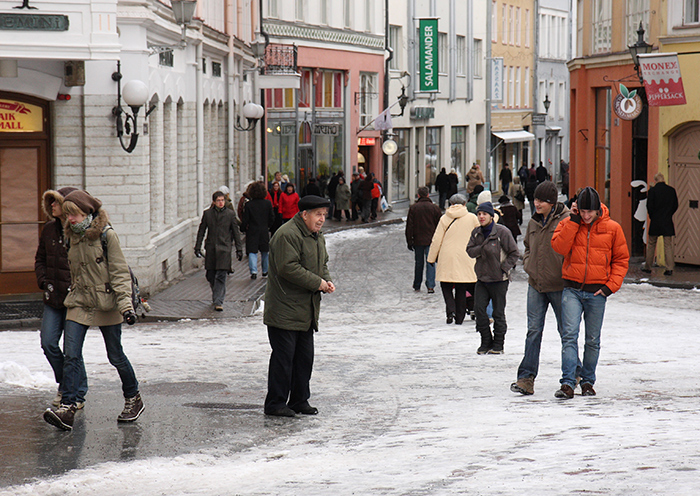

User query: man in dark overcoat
[405,186,442,293]
[263,195,334,417]
[643,173,679,276]
[195,190,243,311]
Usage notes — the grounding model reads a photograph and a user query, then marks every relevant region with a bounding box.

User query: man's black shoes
[265,406,296,417]
[292,404,319,415]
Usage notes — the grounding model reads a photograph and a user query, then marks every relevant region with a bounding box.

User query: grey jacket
[263,213,332,331]
[523,202,570,293]
[466,222,520,283]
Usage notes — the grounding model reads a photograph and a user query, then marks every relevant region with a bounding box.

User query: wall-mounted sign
[0,13,69,31]
[358,137,376,146]
[418,18,439,93]
[491,57,503,103]
[410,107,435,120]
[613,84,643,121]
[638,53,686,107]
[313,122,340,136]
[0,99,43,132]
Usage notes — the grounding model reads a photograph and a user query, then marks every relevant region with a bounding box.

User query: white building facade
[0,0,260,298]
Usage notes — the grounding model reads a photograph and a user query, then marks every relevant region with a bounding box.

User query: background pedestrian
[241,182,274,280]
[642,173,678,276]
[406,186,442,293]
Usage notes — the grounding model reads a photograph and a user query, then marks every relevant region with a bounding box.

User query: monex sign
[638,53,687,107]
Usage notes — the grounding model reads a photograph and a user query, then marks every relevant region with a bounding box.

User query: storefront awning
[492,130,535,143]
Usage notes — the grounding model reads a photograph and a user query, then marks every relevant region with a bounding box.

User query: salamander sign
[638,53,686,107]
[418,18,439,93]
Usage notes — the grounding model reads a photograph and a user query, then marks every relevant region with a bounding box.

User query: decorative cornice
[263,20,384,50]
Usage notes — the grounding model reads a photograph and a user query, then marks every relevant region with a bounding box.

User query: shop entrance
[0,92,50,295]
[669,122,700,266]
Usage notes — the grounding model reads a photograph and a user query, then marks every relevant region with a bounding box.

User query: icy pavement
[1,224,700,495]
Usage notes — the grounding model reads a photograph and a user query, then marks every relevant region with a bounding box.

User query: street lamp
[543,94,551,115]
[149,0,197,55]
[628,21,653,83]
[112,61,152,153]
[234,101,265,132]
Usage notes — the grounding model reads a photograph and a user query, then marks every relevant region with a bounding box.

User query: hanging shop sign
[638,53,687,107]
[358,137,376,146]
[0,99,43,132]
[418,18,439,93]
[491,57,503,103]
[613,84,643,121]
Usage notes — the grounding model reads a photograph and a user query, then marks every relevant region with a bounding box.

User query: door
[669,123,700,266]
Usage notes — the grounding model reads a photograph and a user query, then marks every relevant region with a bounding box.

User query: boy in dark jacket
[467,202,520,354]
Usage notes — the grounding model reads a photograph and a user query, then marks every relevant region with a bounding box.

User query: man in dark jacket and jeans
[263,195,335,417]
[406,186,442,293]
[467,202,520,354]
[642,173,678,276]
[195,191,243,311]
[511,181,574,395]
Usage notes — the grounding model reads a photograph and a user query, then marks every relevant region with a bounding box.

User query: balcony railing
[262,44,298,75]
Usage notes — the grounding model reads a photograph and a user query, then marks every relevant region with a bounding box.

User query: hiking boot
[44,404,76,431]
[265,406,296,417]
[510,377,535,395]
[117,393,144,422]
[489,333,505,354]
[554,384,574,399]
[581,383,596,396]
[477,331,493,355]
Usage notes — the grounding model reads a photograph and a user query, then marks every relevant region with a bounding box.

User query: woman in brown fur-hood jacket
[43,190,144,431]
[34,186,87,410]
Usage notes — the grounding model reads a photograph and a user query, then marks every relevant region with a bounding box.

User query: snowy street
[1,223,700,495]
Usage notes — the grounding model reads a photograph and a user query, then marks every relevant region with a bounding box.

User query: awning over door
[492,130,535,143]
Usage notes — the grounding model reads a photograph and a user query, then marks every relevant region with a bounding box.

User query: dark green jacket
[263,213,331,331]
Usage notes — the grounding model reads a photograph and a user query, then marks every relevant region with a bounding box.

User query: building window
[503,65,508,107]
[266,88,295,109]
[344,0,351,28]
[626,0,650,46]
[202,58,206,74]
[502,4,507,44]
[159,50,174,67]
[524,67,530,108]
[451,126,466,183]
[509,5,514,45]
[321,0,328,24]
[456,36,466,75]
[559,82,566,119]
[515,67,521,107]
[268,0,277,18]
[315,71,344,108]
[389,25,401,70]
[296,0,304,20]
[365,0,372,31]
[595,88,612,204]
[539,80,546,113]
[439,32,448,74]
[593,0,612,53]
[391,129,409,201]
[686,0,700,24]
[515,7,521,46]
[509,66,514,108]
[426,127,441,190]
[492,1,497,42]
[299,69,312,108]
[525,9,530,47]
[474,39,483,78]
[212,61,222,77]
[359,72,377,128]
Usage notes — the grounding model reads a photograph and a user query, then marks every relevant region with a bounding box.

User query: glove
[407,243,414,251]
[123,310,136,326]
[194,248,203,258]
[569,214,582,224]
[236,250,243,261]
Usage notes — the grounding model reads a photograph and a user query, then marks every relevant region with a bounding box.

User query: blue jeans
[413,245,435,290]
[63,320,139,405]
[40,305,88,402]
[560,288,607,387]
[248,251,269,275]
[517,286,574,380]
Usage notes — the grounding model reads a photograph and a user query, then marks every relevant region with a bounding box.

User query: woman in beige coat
[43,190,144,431]
[427,194,480,324]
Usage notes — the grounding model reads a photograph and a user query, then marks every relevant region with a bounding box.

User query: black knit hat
[476,202,495,217]
[577,187,601,211]
[534,180,558,204]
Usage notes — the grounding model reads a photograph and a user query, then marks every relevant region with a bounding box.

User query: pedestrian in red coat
[279,183,300,222]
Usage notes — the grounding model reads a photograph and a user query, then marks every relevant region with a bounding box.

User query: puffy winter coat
[241,198,274,254]
[263,213,331,332]
[466,222,520,283]
[195,205,243,272]
[63,210,133,327]
[523,202,570,293]
[279,190,300,220]
[405,196,442,247]
[427,204,479,283]
[551,204,629,296]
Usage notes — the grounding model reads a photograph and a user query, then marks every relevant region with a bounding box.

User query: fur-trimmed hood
[42,187,78,220]
[64,208,111,242]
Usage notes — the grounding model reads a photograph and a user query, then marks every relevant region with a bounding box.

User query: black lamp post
[628,21,653,83]
[112,61,150,153]
[543,94,551,115]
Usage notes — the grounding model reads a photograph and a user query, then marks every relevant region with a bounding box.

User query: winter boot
[510,377,535,395]
[44,404,77,431]
[477,330,493,354]
[117,393,145,422]
[488,332,506,354]
[446,313,454,324]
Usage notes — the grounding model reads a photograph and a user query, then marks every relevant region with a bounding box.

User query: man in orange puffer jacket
[550,187,629,400]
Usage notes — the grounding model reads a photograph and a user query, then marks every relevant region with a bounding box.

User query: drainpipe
[485,0,492,182]
[196,39,204,215]
[227,0,235,195]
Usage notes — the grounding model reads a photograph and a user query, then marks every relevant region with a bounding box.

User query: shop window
[451,127,466,185]
[426,127,441,190]
[391,129,409,201]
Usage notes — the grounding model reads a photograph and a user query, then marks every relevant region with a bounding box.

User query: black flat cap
[298,195,331,211]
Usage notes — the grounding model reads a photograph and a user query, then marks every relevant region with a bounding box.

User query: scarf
[69,213,93,236]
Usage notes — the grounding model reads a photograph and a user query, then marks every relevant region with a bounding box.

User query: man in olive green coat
[263,195,334,417]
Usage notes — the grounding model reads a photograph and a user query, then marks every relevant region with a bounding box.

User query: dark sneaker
[581,383,596,396]
[554,384,574,399]
[446,313,454,324]
[476,345,491,355]
[663,270,673,276]
[214,305,223,311]
[291,404,318,415]
[265,406,296,417]
[250,274,257,280]
[427,288,435,294]
[510,377,535,395]
[262,272,268,277]
[44,404,76,431]
[117,393,144,422]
